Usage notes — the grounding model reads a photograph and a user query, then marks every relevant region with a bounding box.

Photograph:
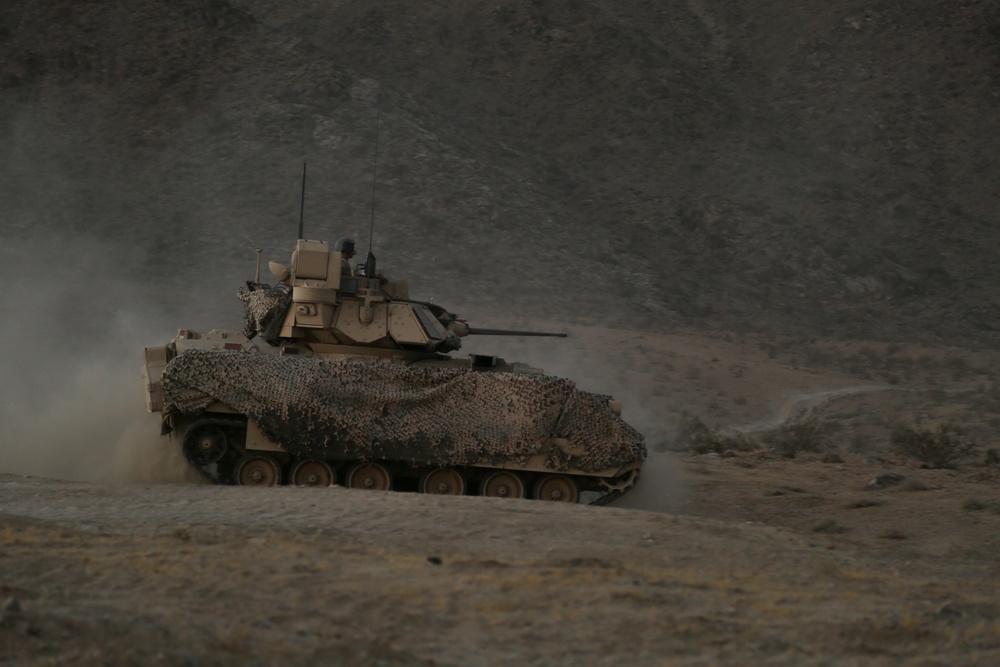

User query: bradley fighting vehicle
[142,238,645,504]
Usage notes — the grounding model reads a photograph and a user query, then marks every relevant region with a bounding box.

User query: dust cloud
[0,236,193,484]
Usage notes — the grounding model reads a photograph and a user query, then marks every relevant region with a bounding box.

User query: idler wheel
[480,471,525,500]
[419,468,465,496]
[346,463,392,491]
[290,459,335,487]
[533,474,579,503]
[235,455,281,487]
[183,424,228,466]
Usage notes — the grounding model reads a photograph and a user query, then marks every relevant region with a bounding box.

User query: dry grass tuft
[764,413,835,459]
[879,529,907,540]
[812,519,849,534]
[897,479,929,492]
[891,422,977,469]
[675,412,754,455]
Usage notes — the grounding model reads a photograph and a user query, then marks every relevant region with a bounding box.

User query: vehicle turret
[240,239,567,361]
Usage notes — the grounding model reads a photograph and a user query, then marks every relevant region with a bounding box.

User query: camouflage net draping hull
[161,350,646,473]
[238,285,291,343]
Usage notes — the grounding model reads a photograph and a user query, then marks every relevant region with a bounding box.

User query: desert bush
[848,432,870,454]
[946,355,971,381]
[898,478,929,492]
[812,519,848,534]
[764,413,833,459]
[890,421,977,469]
[674,412,754,455]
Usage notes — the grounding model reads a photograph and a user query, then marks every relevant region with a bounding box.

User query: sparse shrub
[859,346,880,367]
[879,529,906,540]
[766,486,806,496]
[891,421,977,469]
[803,348,832,368]
[946,355,971,381]
[812,519,848,534]
[963,499,986,511]
[985,448,1000,467]
[849,432,870,454]
[674,412,754,455]
[764,413,833,459]
[898,478,929,492]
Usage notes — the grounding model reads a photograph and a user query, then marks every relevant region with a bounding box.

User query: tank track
[179,417,640,505]
[588,489,625,506]
[587,469,640,506]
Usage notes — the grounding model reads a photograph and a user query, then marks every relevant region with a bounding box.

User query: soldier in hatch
[334,237,356,276]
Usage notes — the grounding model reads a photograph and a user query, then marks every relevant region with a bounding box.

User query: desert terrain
[2,0,1000,664]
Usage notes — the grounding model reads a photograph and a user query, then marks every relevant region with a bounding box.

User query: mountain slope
[1,0,998,342]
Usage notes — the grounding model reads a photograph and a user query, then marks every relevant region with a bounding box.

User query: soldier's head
[335,237,356,258]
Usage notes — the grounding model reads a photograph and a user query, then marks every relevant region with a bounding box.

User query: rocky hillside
[1,0,998,343]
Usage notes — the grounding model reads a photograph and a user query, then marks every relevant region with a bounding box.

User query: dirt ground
[1,460,998,666]
[2,327,1000,665]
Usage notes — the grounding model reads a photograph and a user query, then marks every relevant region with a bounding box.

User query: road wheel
[235,455,281,487]
[480,471,525,499]
[420,468,465,495]
[290,459,335,487]
[533,474,579,503]
[346,463,392,491]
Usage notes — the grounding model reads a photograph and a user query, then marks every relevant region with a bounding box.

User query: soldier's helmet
[334,237,356,253]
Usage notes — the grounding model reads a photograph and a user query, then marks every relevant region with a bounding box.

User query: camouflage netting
[161,349,646,473]
[237,285,291,343]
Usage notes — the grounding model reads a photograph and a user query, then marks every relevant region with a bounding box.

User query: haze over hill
[1,0,998,344]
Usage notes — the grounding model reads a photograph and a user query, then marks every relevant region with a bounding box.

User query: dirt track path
[732,385,894,434]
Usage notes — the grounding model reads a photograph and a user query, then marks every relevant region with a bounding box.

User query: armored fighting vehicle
[142,239,645,504]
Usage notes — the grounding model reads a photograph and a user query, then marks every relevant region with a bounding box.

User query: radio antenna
[364,94,381,279]
[297,161,307,240]
[367,95,380,252]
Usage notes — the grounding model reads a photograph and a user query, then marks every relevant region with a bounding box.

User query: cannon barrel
[466,328,568,338]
